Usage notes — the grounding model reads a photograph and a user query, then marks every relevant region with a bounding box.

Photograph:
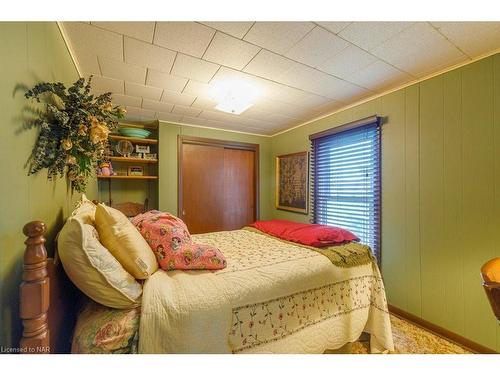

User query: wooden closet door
[223,148,256,230]
[181,143,225,234]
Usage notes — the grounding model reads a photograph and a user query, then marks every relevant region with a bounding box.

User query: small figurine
[98,161,115,176]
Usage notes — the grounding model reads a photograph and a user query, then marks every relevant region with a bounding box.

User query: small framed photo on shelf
[135,145,150,154]
[144,153,157,160]
[128,166,144,176]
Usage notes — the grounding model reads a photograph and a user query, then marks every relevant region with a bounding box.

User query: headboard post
[19,221,50,354]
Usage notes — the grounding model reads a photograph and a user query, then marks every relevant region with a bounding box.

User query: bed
[19,218,393,354]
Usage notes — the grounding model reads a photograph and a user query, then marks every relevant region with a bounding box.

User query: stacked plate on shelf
[118,127,151,138]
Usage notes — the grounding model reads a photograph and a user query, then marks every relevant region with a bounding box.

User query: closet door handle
[182,209,186,216]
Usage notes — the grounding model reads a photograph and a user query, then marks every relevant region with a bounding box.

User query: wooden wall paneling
[461,58,497,348]
[442,69,465,335]
[223,148,256,230]
[419,76,446,327]
[380,90,407,309]
[404,84,422,316]
[493,54,500,353]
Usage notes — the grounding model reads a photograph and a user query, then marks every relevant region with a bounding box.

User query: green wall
[0,22,98,349]
[158,123,272,220]
[270,54,500,352]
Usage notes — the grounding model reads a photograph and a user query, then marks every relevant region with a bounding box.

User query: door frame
[177,135,260,223]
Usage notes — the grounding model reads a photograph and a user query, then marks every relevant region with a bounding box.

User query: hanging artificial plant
[24,76,126,192]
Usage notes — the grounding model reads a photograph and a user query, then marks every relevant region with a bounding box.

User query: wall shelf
[109,156,158,164]
[98,175,158,180]
[109,135,158,144]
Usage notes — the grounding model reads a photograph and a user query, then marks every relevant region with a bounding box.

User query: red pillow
[250,220,358,248]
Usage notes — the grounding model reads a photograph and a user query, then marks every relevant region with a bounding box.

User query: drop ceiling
[61,21,500,136]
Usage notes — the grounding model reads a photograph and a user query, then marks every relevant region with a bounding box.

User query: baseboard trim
[388,304,497,354]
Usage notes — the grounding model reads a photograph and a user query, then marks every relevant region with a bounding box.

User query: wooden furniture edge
[388,304,498,354]
[19,220,81,354]
[19,221,50,353]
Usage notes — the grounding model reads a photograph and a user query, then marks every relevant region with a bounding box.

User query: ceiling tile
[111,93,142,107]
[156,111,183,123]
[99,57,147,84]
[182,80,211,97]
[198,110,238,122]
[318,44,378,79]
[75,53,100,75]
[210,67,271,97]
[339,22,413,51]
[191,96,218,110]
[146,69,188,92]
[172,105,202,117]
[279,63,370,101]
[243,49,298,81]
[154,22,215,58]
[348,60,413,91]
[62,22,123,61]
[203,119,234,129]
[125,106,156,120]
[124,37,176,73]
[203,32,261,70]
[315,22,351,34]
[125,82,162,101]
[86,74,124,94]
[431,22,500,57]
[253,98,312,119]
[91,22,155,43]
[200,22,254,38]
[243,22,315,54]
[171,53,220,83]
[161,90,196,106]
[284,26,350,67]
[308,101,345,118]
[262,80,331,107]
[181,116,207,126]
[371,22,467,76]
[243,107,297,125]
[142,99,174,113]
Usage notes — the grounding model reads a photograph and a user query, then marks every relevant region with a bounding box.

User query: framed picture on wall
[275,151,309,214]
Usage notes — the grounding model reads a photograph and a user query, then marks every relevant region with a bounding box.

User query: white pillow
[58,216,142,309]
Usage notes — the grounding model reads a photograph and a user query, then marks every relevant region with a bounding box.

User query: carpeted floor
[334,314,472,354]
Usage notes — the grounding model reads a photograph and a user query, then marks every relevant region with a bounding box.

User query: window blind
[310,116,381,263]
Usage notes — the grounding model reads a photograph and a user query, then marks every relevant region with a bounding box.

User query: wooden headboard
[19,221,80,354]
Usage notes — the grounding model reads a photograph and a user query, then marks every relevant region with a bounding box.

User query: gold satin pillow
[95,204,158,279]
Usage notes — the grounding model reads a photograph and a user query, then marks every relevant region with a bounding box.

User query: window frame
[309,115,382,265]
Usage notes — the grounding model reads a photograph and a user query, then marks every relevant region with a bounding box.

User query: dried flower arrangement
[24,76,126,192]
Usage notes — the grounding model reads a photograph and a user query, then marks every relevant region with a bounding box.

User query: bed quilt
[138,229,393,353]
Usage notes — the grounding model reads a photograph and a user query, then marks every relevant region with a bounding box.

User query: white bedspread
[138,229,394,353]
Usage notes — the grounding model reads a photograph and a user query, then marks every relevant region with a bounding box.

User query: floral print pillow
[131,210,227,271]
[72,299,140,354]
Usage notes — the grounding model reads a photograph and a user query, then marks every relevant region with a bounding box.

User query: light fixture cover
[209,79,259,115]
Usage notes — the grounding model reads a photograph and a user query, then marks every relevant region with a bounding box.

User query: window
[310,116,381,263]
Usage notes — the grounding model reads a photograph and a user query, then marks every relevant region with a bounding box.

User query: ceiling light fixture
[209,79,259,115]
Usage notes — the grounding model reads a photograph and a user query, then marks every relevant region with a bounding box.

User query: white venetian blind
[310,116,381,263]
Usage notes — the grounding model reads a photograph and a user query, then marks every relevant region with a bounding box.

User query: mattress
[138,229,394,353]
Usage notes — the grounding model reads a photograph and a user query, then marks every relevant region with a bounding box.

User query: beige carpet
[330,314,472,354]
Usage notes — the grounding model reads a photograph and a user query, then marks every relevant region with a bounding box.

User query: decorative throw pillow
[250,220,359,247]
[58,216,142,309]
[72,194,97,225]
[95,204,158,279]
[131,211,227,271]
